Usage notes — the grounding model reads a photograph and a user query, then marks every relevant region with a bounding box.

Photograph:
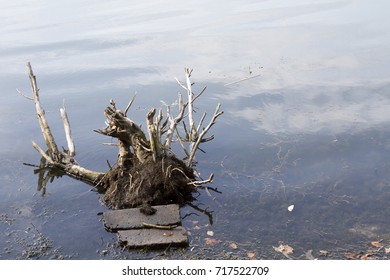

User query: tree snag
[24,63,223,214]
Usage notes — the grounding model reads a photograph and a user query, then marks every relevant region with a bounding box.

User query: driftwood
[24,63,223,213]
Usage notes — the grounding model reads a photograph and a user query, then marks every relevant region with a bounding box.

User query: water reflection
[1,38,139,57]
[1,0,390,259]
[226,83,390,134]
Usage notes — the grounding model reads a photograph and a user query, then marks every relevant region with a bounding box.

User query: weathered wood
[25,64,220,213]
[117,226,188,248]
[94,106,151,163]
[103,204,181,231]
[174,68,223,167]
[60,105,75,157]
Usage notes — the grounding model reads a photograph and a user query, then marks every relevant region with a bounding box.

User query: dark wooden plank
[103,204,181,231]
[117,226,188,248]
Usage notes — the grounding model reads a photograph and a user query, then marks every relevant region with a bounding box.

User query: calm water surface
[1,0,390,259]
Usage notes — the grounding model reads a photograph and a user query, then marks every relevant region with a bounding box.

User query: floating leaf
[193,225,202,230]
[384,247,390,254]
[361,253,374,260]
[273,243,294,259]
[287,205,294,212]
[370,241,383,248]
[344,252,360,260]
[204,238,221,246]
[229,242,238,250]
[319,250,329,256]
[247,252,256,260]
[207,230,214,237]
[305,250,316,260]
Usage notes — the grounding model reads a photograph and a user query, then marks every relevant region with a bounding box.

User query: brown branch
[142,223,178,230]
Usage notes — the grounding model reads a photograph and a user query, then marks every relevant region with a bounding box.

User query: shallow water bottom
[2,124,389,260]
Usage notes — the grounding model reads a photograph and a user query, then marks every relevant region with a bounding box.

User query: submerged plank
[118,226,188,248]
[103,204,181,231]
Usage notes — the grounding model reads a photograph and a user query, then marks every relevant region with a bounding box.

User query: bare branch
[175,127,189,158]
[27,62,60,160]
[32,141,54,164]
[60,104,75,157]
[192,86,207,103]
[187,103,223,166]
[124,93,137,116]
[164,93,187,149]
[146,108,158,162]
[184,68,197,141]
[196,112,207,134]
[16,88,34,100]
[174,77,188,91]
[154,108,163,143]
[25,63,105,189]
[188,173,214,186]
[170,167,191,180]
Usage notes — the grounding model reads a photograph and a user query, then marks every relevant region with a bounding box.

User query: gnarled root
[100,155,196,210]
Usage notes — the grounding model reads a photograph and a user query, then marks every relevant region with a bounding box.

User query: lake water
[1,0,390,259]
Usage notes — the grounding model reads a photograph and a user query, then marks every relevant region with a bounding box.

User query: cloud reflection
[228,84,390,134]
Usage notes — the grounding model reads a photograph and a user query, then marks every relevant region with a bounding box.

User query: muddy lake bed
[1,0,390,259]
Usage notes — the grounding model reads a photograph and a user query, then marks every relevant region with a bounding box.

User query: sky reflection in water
[0,0,390,259]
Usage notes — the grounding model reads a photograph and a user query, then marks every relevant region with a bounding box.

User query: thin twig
[192,86,207,103]
[16,88,34,100]
[187,203,214,225]
[224,73,261,86]
[124,93,137,116]
[164,93,187,148]
[142,223,178,230]
[188,103,223,166]
[188,173,214,186]
[31,141,54,164]
[174,77,188,91]
[196,112,207,134]
[175,127,189,158]
[170,167,191,181]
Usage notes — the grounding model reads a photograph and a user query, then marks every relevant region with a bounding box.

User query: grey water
[1,0,390,259]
